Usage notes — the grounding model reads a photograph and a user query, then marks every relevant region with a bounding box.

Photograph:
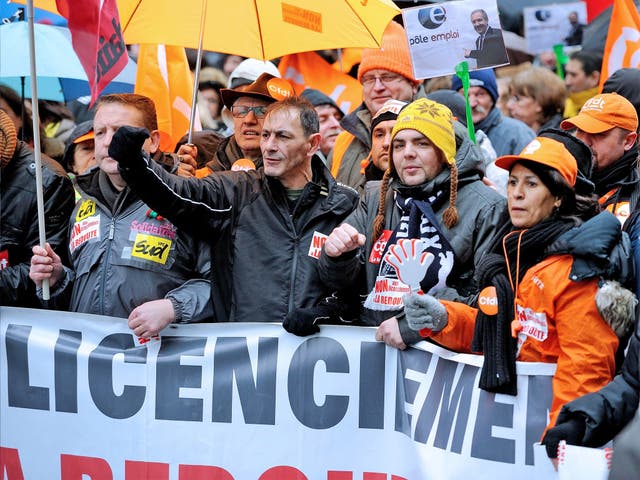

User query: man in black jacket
[0,109,74,307]
[110,96,359,324]
[463,9,509,68]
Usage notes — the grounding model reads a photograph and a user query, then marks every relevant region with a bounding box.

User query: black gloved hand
[108,126,150,165]
[283,304,335,337]
[541,416,586,458]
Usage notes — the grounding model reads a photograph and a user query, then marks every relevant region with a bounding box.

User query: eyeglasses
[508,94,533,104]
[360,73,405,88]
[230,105,268,118]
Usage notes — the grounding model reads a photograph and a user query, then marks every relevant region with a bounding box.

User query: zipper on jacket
[99,219,116,316]
[288,236,299,312]
[99,189,129,316]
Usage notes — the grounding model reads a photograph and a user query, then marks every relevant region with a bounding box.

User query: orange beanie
[357,21,418,85]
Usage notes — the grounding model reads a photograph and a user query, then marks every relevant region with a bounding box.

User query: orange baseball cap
[560,93,639,133]
[495,137,578,187]
[73,130,94,144]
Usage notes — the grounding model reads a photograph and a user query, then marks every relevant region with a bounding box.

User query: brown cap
[220,73,294,110]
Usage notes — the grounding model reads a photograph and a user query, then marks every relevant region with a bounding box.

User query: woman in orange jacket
[401,135,635,432]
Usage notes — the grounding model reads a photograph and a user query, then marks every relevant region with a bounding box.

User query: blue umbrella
[0,21,136,101]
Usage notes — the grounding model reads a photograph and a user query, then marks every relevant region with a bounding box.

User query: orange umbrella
[15,0,400,60]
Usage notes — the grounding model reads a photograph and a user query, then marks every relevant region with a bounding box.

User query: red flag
[599,0,640,89]
[56,0,128,106]
[587,0,614,22]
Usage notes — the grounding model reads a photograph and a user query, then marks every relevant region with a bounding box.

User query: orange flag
[599,0,640,90]
[134,44,198,152]
[278,52,363,114]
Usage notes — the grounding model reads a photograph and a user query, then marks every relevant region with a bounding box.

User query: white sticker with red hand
[384,238,433,293]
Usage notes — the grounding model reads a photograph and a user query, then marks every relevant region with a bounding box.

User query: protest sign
[1,307,562,479]
[403,0,509,79]
[523,2,587,54]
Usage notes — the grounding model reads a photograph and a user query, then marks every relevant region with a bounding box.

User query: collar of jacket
[474,105,502,131]
[339,103,373,147]
[264,155,357,215]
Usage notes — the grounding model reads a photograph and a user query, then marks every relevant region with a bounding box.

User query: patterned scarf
[364,191,455,311]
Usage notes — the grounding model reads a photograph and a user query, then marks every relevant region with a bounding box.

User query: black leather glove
[541,416,586,458]
[108,126,150,165]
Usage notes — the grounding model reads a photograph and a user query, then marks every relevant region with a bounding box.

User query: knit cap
[357,21,419,86]
[0,109,17,168]
[390,98,456,164]
[389,98,459,228]
[300,88,343,116]
[451,68,499,104]
[370,99,407,136]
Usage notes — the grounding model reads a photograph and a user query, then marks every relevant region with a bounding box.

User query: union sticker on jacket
[515,304,549,353]
[131,233,172,264]
[308,231,328,259]
[69,216,101,253]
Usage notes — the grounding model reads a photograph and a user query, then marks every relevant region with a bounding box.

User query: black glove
[108,126,150,165]
[283,293,359,337]
[283,304,335,337]
[541,416,586,458]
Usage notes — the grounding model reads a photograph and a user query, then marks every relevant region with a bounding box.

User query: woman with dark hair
[402,136,635,436]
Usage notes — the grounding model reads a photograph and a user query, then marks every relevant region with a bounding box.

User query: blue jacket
[475,107,536,157]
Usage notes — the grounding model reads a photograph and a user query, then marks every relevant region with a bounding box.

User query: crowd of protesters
[3,13,640,477]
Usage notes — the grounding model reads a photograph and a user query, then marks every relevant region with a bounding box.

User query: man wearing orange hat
[560,92,639,227]
[329,21,421,189]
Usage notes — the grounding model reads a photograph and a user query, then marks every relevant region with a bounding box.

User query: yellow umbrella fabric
[15,0,400,60]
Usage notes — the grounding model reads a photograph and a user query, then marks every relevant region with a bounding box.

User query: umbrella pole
[187,0,208,144]
[26,0,50,300]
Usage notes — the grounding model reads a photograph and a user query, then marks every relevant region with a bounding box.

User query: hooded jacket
[1,142,74,307]
[45,167,213,322]
[429,211,634,429]
[117,154,359,323]
[319,125,508,335]
[475,106,536,157]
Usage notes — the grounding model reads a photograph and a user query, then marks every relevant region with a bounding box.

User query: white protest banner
[402,0,509,79]
[523,2,587,54]
[1,307,559,479]
[557,440,612,480]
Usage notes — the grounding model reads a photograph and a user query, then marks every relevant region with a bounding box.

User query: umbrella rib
[120,0,143,37]
[252,0,266,60]
[344,0,384,48]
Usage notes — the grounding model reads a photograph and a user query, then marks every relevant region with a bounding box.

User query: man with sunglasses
[196,73,291,175]
[329,21,420,189]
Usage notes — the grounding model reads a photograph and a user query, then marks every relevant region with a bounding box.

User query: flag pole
[187,0,208,144]
[26,0,49,299]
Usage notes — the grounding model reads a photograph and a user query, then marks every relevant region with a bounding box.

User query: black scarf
[471,217,575,395]
[591,145,639,198]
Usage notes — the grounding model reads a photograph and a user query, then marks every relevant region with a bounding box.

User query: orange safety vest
[330,131,355,178]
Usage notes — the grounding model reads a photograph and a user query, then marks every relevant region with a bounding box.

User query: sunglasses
[230,105,268,118]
